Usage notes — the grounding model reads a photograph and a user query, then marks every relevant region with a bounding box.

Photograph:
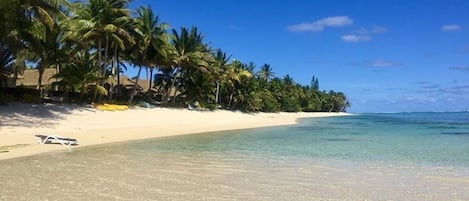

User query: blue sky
[129,0,469,113]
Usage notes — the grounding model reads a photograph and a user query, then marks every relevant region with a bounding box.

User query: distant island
[0,0,349,112]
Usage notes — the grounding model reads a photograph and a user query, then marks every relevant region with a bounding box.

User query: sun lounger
[35,135,78,146]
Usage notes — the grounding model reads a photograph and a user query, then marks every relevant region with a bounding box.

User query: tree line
[0,0,350,112]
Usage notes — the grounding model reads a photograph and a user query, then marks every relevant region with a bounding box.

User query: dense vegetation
[0,0,350,112]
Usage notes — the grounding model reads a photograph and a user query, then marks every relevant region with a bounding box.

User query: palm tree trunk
[102,36,110,98]
[55,61,60,91]
[97,39,102,76]
[167,76,175,105]
[104,35,110,73]
[165,67,178,105]
[149,67,154,91]
[129,65,142,103]
[37,68,43,90]
[80,83,86,101]
[215,81,220,104]
[228,91,234,109]
[37,66,45,98]
[108,45,118,101]
[144,67,149,97]
[171,69,182,105]
[92,84,98,103]
[116,49,121,97]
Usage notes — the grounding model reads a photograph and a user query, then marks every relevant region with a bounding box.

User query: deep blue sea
[1,112,469,200]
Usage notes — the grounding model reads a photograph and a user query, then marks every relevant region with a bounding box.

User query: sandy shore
[0,103,349,160]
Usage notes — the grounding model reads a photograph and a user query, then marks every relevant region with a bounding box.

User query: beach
[1,111,468,200]
[0,103,348,161]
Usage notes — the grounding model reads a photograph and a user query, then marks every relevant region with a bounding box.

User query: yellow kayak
[95,104,129,111]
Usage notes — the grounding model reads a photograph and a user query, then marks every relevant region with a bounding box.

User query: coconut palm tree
[0,0,28,50]
[326,91,350,112]
[51,51,101,99]
[66,0,133,100]
[9,0,69,96]
[20,0,69,29]
[128,6,169,103]
[70,0,131,78]
[257,63,275,85]
[212,49,231,104]
[219,60,252,109]
[169,26,213,104]
[24,19,67,94]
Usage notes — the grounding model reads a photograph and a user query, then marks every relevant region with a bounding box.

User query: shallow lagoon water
[1,113,469,200]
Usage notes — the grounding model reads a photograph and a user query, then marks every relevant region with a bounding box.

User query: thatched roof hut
[14,68,59,88]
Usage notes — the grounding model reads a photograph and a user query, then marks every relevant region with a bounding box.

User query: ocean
[1,112,468,200]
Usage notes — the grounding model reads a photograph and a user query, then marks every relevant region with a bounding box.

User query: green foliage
[96,85,108,96]
[281,96,302,112]
[205,103,217,111]
[311,76,319,91]
[259,90,280,112]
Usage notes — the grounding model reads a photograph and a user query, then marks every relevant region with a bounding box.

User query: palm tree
[311,76,319,91]
[70,0,131,81]
[257,63,275,85]
[169,26,213,104]
[220,60,252,109]
[326,91,349,112]
[283,74,294,86]
[0,0,29,52]
[212,49,231,104]
[66,0,134,101]
[51,51,101,99]
[128,6,169,103]
[24,19,67,95]
[20,0,69,29]
[8,0,70,96]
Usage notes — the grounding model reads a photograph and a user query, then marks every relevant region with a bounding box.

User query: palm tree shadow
[0,103,95,128]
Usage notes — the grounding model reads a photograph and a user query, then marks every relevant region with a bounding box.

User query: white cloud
[367,60,401,68]
[341,34,371,42]
[287,16,353,32]
[441,24,461,32]
[342,26,387,42]
[449,65,469,71]
[370,26,388,34]
[352,26,387,35]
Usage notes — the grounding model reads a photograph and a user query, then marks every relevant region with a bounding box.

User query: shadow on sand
[0,102,95,128]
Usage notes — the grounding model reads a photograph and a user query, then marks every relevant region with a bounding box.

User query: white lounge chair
[35,135,78,146]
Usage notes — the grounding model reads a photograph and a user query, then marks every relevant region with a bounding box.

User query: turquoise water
[139,112,469,166]
[1,112,469,200]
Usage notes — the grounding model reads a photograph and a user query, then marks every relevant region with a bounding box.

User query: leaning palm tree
[212,49,231,104]
[170,27,213,104]
[128,6,168,103]
[24,18,67,95]
[220,60,252,109]
[15,0,69,96]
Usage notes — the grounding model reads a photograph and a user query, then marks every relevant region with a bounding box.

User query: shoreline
[0,103,350,161]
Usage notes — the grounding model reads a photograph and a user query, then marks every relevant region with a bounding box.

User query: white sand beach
[0,103,348,160]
